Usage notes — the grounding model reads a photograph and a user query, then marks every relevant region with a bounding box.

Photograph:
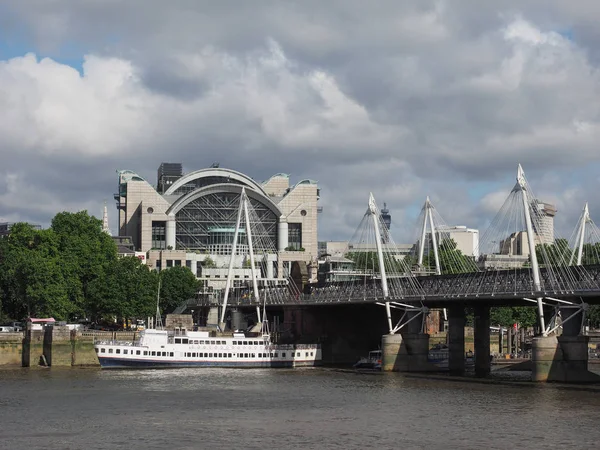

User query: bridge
[176,165,600,383]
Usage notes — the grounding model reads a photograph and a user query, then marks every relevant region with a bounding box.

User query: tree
[490,306,538,328]
[0,224,70,320]
[50,211,118,318]
[202,256,217,268]
[87,256,158,322]
[424,238,476,274]
[158,266,200,314]
[535,238,572,267]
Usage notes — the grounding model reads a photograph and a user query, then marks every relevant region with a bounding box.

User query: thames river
[1,367,599,449]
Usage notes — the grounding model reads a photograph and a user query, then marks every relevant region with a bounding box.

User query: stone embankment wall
[0,332,24,366]
[0,328,140,368]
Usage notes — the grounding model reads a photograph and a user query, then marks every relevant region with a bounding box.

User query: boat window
[175,338,181,344]
[151,351,156,356]
[297,353,300,357]
[270,353,274,357]
[244,353,248,358]
[228,353,232,358]
[162,352,167,356]
[282,352,285,357]
[182,339,189,344]
[170,352,174,357]
[218,353,222,358]
[305,352,308,357]
[123,350,128,355]
[258,353,262,358]
[136,350,141,355]
[144,351,148,355]
[108,349,113,354]
[252,353,256,358]
[208,353,212,357]
[232,341,236,345]
[310,352,313,356]
[274,353,278,358]
[95,348,98,353]
[254,341,259,345]
[100,348,105,353]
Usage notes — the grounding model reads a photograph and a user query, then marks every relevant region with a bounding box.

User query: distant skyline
[2,1,600,244]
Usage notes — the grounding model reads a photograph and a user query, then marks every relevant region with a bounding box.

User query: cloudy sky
[1,1,600,244]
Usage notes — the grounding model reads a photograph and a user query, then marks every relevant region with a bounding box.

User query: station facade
[115,164,320,280]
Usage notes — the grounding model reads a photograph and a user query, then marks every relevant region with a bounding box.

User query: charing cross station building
[115,163,320,287]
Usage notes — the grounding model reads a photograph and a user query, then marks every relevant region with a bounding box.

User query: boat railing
[94,340,142,347]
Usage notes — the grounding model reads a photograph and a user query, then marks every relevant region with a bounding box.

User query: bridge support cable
[220,190,245,329]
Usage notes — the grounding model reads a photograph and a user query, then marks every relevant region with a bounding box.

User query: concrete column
[474,306,491,377]
[266,259,274,279]
[382,333,435,372]
[448,307,466,376]
[498,327,504,355]
[166,216,176,249]
[190,259,198,277]
[404,310,423,334]
[278,220,288,251]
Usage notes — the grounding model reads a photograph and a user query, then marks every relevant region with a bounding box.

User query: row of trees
[0,212,199,323]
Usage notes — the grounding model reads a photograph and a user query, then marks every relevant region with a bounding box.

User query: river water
[1,367,599,450]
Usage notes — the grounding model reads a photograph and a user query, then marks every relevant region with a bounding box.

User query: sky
[1,1,600,245]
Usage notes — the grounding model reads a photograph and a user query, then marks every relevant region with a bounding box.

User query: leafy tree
[490,306,538,328]
[535,238,572,267]
[202,256,217,268]
[50,211,117,317]
[424,239,477,274]
[588,305,600,329]
[87,256,158,322]
[158,266,200,314]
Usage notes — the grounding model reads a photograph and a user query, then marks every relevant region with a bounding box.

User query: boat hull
[98,357,320,369]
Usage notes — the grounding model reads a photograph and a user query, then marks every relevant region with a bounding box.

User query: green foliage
[87,256,158,321]
[490,306,538,328]
[158,266,200,315]
[535,238,572,267]
[588,305,600,329]
[345,251,408,274]
[423,239,476,275]
[202,256,217,268]
[0,211,200,323]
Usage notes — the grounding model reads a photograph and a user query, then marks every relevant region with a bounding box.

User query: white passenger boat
[95,329,321,369]
[353,350,382,370]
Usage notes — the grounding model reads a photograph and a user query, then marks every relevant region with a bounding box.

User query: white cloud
[2,3,600,244]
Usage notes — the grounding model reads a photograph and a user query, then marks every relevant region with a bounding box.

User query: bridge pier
[532,306,600,383]
[382,333,436,372]
[448,307,466,376]
[474,306,491,377]
[381,309,439,372]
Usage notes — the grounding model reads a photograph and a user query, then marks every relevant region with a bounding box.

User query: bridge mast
[516,164,546,334]
[574,203,589,266]
[369,193,393,333]
[242,189,262,325]
[220,189,245,329]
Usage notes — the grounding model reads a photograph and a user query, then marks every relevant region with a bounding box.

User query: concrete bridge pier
[448,307,466,376]
[381,310,437,372]
[532,306,600,383]
[473,306,491,377]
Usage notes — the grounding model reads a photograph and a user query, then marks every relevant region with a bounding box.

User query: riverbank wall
[1,328,139,368]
